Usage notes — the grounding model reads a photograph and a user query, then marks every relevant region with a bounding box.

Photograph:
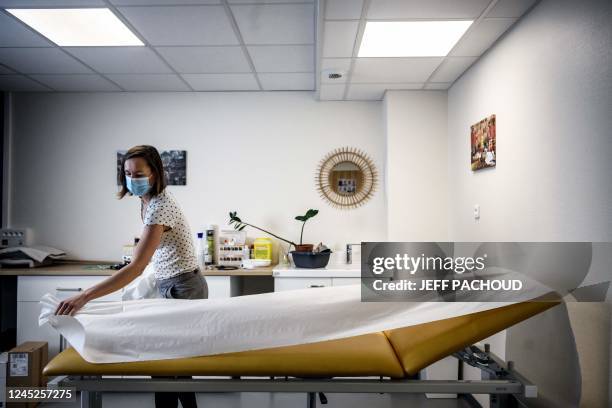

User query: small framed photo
[471,114,496,171]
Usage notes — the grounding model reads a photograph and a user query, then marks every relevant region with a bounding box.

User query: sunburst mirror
[315,147,378,209]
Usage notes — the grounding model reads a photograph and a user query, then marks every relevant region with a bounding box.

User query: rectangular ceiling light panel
[6,8,144,46]
[358,21,473,57]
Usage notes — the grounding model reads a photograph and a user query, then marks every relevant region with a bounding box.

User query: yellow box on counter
[253,237,272,260]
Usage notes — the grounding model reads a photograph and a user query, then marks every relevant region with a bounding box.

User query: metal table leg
[307,391,316,408]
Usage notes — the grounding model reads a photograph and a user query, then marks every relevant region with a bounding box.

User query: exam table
[44,300,558,408]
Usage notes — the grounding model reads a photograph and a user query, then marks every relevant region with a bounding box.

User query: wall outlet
[473,204,480,220]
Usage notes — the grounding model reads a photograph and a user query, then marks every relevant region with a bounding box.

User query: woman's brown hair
[117,145,167,199]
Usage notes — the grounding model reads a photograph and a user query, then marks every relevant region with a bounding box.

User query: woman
[55,145,207,408]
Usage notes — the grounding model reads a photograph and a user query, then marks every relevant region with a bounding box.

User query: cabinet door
[274,277,332,292]
[204,276,233,298]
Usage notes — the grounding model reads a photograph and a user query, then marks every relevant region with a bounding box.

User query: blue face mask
[126,176,151,197]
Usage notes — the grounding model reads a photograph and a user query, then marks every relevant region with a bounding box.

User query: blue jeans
[154,269,208,408]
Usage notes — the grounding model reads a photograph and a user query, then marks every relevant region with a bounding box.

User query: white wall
[384,90,448,241]
[448,0,612,243]
[7,92,386,261]
[447,0,612,405]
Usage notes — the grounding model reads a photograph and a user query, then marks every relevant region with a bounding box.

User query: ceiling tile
[451,18,517,56]
[0,75,50,91]
[0,12,52,47]
[111,0,218,5]
[247,45,313,73]
[321,58,352,72]
[65,47,172,74]
[105,74,190,91]
[429,56,477,82]
[181,73,259,91]
[0,0,103,5]
[0,48,92,74]
[424,82,451,90]
[487,0,538,18]
[118,6,238,46]
[231,4,314,45]
[322,21,359,58]
[347,83,423,100]
[321,58,351,83]
[258,73,314,90]
[31,74,120,91]
[325,0,364,20]
[351,57,443,83]
[156,46,250,73]
[367,0,490,19]
[319,84,346,100]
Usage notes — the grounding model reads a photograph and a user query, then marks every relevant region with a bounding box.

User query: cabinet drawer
[332,277,362,286]
[18,275,123,302]
[274,277,332,292]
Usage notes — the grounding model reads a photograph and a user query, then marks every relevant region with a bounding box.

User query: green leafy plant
[295,209,319,245]
[228,209,319,248]
[229,211,296,247]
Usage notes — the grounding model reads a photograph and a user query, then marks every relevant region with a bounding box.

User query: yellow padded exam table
[44,300,559,408]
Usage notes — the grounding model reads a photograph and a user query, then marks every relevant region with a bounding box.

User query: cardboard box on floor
[6,342,48,408]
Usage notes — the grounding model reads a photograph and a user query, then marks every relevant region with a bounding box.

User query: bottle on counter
[196,232,207,269]
[205,225,215,266]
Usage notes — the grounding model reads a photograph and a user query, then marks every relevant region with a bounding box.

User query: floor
[40,392,477,408]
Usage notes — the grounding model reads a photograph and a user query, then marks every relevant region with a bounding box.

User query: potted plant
[228,209,331,268]
[294,209,319,252]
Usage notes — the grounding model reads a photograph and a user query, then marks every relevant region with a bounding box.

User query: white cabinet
[332,277,361,286]
[18,275,123,302]
[204,276,239,298]
[272,266,361,292]
[274,277,332,292]
[17,275,122,359]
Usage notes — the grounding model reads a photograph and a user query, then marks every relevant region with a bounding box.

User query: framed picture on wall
[471,114,496,171]
[117,150,187,185]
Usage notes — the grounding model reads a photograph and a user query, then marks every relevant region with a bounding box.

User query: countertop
[0,261,360,277]
[0,261,274,276]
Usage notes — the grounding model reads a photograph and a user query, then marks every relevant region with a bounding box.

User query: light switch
[474,204,480,220]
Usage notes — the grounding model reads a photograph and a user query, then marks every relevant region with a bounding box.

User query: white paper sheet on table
[39,283,520,364]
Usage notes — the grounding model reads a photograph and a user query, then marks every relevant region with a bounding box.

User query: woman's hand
[54,292,90,316]
[51,225,163,316]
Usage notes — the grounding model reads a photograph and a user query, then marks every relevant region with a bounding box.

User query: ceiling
[319,0,538,100]
[0,0,537,99]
